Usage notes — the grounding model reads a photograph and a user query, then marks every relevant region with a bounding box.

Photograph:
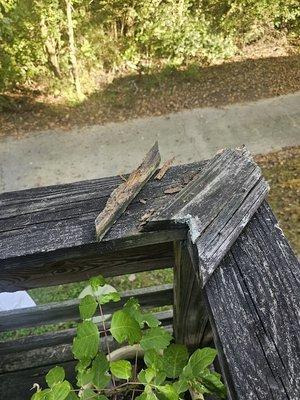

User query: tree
[65,0,84,100]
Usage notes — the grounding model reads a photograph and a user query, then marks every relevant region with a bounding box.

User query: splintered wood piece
[155,157,175,180]
[95,142,161,241]
[164,185,183,194]
[143,147,269,286]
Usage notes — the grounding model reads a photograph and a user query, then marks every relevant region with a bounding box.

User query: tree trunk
[40,16,62,79]
[65,0,84,99]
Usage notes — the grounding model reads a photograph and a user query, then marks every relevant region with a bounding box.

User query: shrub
[31,275,227,400]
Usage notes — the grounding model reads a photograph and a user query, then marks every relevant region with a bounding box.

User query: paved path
[0,92,299,193]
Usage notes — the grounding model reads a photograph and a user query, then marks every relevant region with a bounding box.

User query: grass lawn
[1,146,299,341]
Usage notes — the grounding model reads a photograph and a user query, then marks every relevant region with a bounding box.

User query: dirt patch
[255,146,300,254]
[0,52,299,139]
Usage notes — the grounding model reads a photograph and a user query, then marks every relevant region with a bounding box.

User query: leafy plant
[31,275,226,400]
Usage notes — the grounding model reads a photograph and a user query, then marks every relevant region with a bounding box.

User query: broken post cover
[95,141,161,241]
[143,147,269,286]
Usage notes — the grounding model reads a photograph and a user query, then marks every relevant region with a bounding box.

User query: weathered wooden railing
[0,150,299,400]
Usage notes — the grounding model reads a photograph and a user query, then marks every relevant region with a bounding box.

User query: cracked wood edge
[95,141,161,241]
[143,147,269,286]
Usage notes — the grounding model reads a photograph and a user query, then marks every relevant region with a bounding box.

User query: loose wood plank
[204,203,300,399]
[95,142,161,240]
[144,148,269,286]
[155,157,175,180]
[0,284,173,332]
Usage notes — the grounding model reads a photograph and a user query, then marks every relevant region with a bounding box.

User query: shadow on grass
[1,54,299,135]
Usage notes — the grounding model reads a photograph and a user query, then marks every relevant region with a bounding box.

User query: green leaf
[162,344,188,378]
[80,283,120,305]
[124,298,160,328]
[144,350,164,371]
[91,352,110,388]
[138,368,155,384]
[92,372,111,390]
[92,352,109,375]
[89,275,106,290]
[143,386,158,400]
[138,312,160,328]
[76,368,93,387]
[145,367,156,383]
[72,321,99,360]
[188,348,217,376]
[201,371,227,399]
[46,366,65,387]
[140,327,172,351]
[31,391,47,400]
[153,371,167,386]
[110,359,132,380]
[79,295,97,320]
[75,359,91,373]
[49,381,71,400]
[181,363,193,379]
[110,310,142,345]
[135,394,148,400]
[80,389,95,400]
[156,384,179,400]
[190,381,210,395]
[66,391,79,400]
[99,291,121,305]
[173,378,189,394]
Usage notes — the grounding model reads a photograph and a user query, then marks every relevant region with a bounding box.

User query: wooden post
[145,148,300,399]
[173,239,212,351]
[203,203,300,399]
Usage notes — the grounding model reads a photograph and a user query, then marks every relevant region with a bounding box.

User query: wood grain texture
[144,148,269,286]
[95,142,161,240]
[0,284,173,332]
[173,239,212,351]
[0,162,202,291]
[0,242,176,292]
[204,202,300,400]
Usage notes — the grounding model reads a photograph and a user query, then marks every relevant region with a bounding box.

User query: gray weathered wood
[204,202,300,399]
[0,241,177,291]
[173,240,212,351]
[0,161,202,291]
[144,148,269,286]
[95,142,161,240]
[0,284,173,332]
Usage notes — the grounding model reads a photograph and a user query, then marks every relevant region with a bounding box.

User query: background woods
[0,0,299,99]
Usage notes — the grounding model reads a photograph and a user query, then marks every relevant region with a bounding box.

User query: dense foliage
[0,0,299,94]
[31,275,227,400]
